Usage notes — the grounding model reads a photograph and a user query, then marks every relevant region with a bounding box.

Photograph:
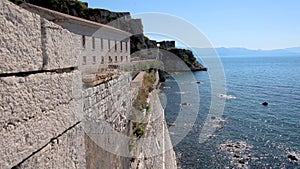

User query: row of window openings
[82,56,128,65]
[82,36,128,52]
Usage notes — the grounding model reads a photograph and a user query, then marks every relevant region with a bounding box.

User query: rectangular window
[125,41,128,52]
[92,56,96,64]
[92,37,95,49]
[101,38,103,50]
[101,56,104,64]
[115,40,117,52]
[115,56,118,63]
[108,40,111,51]
[121,56,123,62]
[82,35,86,48]
[120,41,123,52]
[83,56,86,65]
[126,56,128,62]
[109,56,112,63]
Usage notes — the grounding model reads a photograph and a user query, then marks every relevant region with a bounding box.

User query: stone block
[17,125,86,169]
[41,19,81,70]
[0,0,43,74]
[0,70,82,168]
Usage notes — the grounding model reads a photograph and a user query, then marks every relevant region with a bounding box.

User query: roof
[20,3,132,37]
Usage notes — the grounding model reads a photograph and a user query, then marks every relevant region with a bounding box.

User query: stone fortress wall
[1,0,85,168]
[0,1,177,168]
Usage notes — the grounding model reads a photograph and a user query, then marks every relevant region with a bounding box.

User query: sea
[159,55,300,168]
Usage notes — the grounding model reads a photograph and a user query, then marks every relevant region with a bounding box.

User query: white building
[21,3,131,74]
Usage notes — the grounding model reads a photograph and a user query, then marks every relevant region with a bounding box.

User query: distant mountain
[193,47,300,57]
[283,47,300,53]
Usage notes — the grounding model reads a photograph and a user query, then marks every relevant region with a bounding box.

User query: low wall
[130,91,177,169]
[83,72,132,169]
[83,72,132,132]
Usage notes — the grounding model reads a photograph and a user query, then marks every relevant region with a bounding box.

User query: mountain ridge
[193,47,300,56]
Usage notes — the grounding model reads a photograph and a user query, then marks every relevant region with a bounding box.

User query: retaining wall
[0,1,177,169]
[0,1,84,168]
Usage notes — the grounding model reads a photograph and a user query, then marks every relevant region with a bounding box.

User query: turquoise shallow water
[160,55,300,168]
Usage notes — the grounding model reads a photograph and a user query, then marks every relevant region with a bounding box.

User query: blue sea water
[160,55,300,168]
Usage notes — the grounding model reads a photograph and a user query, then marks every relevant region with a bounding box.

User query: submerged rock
[167,123,176,127]
[287,152,300,164]
[219,140,253,168]
[218,94,237,99]
[288,154,298,161]
[195,81,204,84]
[179,102,191,107]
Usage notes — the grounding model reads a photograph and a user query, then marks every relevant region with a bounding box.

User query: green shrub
[133,123,147,138]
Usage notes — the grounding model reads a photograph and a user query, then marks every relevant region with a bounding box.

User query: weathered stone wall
[127,71,177,169]
[82,72,132,169]
[0,1,85,168]
[130,91,177,169]
[13,125,86,169]
[1,1,177,169]
[41,18,81,70]
[0,0,43,74]
[83,72,132,133]
[0,71,84,169]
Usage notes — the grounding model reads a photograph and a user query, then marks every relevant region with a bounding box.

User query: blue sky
[85,0,300,50]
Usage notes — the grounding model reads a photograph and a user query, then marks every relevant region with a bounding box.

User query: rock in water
[288,154,298,162]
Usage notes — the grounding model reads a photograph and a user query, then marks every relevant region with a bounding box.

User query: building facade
[21,3,131,74]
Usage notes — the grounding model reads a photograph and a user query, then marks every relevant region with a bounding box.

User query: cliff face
[130,35,158,54]
[165,48,207,71]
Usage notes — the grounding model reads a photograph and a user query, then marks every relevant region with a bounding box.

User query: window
[92,56,96,64]
[108,40,111,51]
[115,40,117,52]
[101,56,104,64]
[82,35,86,48]
[115,56,118,63]
[120,41,123,52]
[101,38,103,50]
[125,41,128,52]
[126,56,128,62]
[82,56,86,65]
[109,56,112,63]
[121,56,123,62]
[92,37,95,49]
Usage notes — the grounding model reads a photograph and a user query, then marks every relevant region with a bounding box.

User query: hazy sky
[85,0,300,50]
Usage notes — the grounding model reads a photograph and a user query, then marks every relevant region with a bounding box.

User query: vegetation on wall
[131,70,156,141]
[132,70,156,111]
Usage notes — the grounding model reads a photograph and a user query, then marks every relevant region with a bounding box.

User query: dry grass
[132,70,156,111]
